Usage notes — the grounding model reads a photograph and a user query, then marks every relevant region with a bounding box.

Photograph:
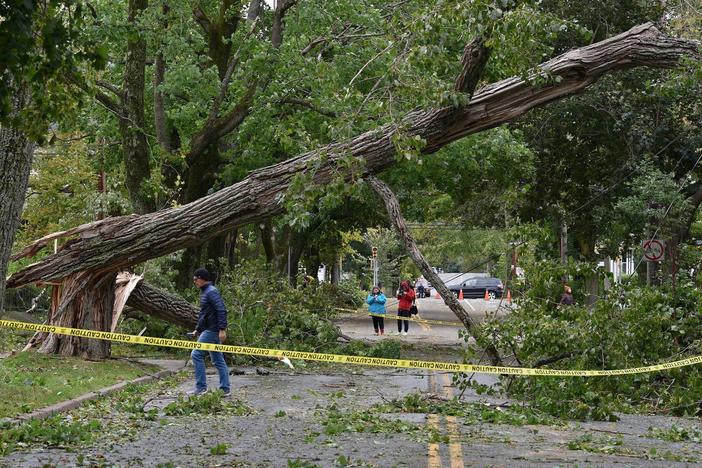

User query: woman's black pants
[397,309,410,332]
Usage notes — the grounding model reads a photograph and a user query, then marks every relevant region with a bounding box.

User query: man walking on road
[190,267,231,397]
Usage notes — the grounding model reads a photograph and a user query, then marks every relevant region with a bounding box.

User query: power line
[628,149,702,277]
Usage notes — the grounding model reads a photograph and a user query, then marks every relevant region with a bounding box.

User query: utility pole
[510,242,518,281]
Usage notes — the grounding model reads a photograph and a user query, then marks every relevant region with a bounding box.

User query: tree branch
[9,24,699,289]
[96,80,124,98]
[192,4,211,34]
[454,37,491,95]
[271,0,297,48]
[349,43,393,87]
[187,84,257,162]
[532,351,579,368]
[65,73,125,118]
[278,97,339,118]
[247,0,263,21]
[365,175,502,365]
[207,17,259,124]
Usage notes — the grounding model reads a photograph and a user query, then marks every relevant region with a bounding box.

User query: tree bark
[8,24,699,289]
[288,232,307,283]
[247,0,263,21]
[455,37,490,94]
[37,271,115,359]
[175,243,203,290]
[153,2,179,156]
[0,81,34,316]
[665,183,702,287]
[153,53,170,150]
[366,176,502,365]
[223,228,238,267]
[259,219,277,264]
[126,280,198,328]
[122,0,155,214]
[331,255,341,286]
[178,142,223,285]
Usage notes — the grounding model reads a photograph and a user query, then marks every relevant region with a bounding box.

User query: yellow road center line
[427,414,442,468]
[427,373,442,468]
[445,416,464,468]
[442,374,464,468]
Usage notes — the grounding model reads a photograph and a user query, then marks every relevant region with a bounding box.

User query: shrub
[461,259,702,420]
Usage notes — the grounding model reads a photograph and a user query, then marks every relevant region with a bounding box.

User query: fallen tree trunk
[126,280,199,329]
[8,24,699,290]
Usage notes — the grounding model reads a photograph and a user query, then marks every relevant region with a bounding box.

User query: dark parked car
[449,277,503,300]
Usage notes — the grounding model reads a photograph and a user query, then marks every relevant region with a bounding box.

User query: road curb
[5,365,183,424]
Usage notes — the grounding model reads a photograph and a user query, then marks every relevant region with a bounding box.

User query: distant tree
[0,0,104,316]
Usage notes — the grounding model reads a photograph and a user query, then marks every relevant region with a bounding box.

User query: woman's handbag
[409,300,419,316]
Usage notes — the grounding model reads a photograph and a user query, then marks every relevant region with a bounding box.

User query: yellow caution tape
[335,308,464,327]
[367,313,463,327]
[3,319,702,376]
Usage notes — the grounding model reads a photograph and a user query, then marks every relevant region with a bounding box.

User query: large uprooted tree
[6,22,700,360]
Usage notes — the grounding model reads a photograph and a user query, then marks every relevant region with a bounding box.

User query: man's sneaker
[222,390,231,398]
[187,389,206,396]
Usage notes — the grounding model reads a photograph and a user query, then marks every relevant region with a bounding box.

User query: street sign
[642,239,665,262]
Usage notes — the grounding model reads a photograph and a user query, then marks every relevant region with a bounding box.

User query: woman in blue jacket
[366,286,387,335]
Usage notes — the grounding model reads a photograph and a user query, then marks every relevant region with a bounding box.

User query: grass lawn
[0,351,160,418]
[0,323,36,353]
[111,341,190,359]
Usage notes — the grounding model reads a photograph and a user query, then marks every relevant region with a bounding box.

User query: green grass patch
[0,326,34,353]
[110,341,190,359]
[0,351,160,418]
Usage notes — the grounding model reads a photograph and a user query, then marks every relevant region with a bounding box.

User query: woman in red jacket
[396,280,416,335]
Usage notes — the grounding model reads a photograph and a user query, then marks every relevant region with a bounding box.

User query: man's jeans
[191,330,230,393]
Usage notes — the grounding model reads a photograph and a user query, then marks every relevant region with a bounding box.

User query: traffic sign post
[643,239,665,262]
